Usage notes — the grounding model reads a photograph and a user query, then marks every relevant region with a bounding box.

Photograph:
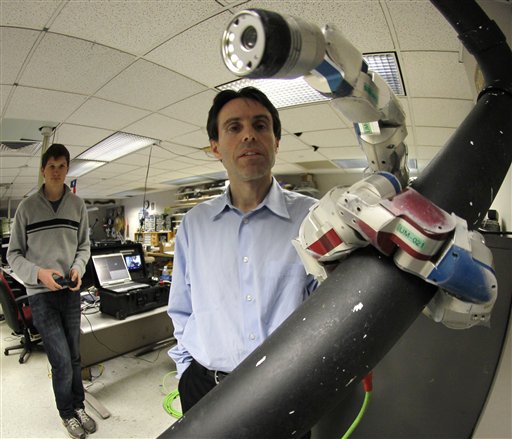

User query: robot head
[221,9,326,79]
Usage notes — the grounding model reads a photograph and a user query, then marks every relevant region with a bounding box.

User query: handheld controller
[54,277,78,289]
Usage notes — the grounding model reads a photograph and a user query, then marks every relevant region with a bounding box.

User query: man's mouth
[240,151,260,157]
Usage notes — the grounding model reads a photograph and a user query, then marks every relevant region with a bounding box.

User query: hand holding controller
[54,276,78,289]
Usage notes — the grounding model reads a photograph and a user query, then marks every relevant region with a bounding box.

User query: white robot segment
[221,9,497,329]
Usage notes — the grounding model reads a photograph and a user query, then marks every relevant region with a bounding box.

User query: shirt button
[249,333,256,340]
[246,294,253,301]
[243,218,249,224]
[243,256,249,263]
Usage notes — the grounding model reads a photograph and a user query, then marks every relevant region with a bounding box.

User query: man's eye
[255,122,269,130]
[227,124,240,133]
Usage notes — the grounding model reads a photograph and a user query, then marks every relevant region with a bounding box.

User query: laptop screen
[92,253,131,286]
[124,254,143,271]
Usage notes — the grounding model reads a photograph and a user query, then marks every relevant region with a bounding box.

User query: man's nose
[242,129,256,142]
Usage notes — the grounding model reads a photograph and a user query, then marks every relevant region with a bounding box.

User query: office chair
[0,273,43,363]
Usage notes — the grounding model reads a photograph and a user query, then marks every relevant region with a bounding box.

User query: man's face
[210,98,279,183]
[41,156,68,187]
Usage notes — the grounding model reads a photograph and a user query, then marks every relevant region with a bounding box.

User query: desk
[80,305,173,368]
[80,305,173,418]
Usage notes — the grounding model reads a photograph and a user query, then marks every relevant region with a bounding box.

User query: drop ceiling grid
[19,32,136,96]
[170,129,209,149]
[0,28,40,84]
[0,1,61,29]
[95,59,207,111]
[54,124,114,148]
[229,0,394,53]
[65,98,151,131]
[385,1,459,51]
[159,90,218,126]
[123,113,200,143]
[48,1,226,56]
[401,51,473,99]
[5,86,88,121]
[144,11,237,88]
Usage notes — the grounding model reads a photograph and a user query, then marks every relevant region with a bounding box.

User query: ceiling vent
[0,118,57,156]
[0,141,42,156]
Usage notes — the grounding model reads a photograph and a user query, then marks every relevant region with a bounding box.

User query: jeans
[29,290,84,419]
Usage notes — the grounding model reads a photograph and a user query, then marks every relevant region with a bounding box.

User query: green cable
[341,391,372,439]
[161,370,183,419]
[163,389,183,419]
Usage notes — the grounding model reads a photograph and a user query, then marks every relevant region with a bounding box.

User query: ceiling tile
[96,59,207,111]
[317,146,364,160]
[417,146,442,160]
[65,98,150,130]
[20,33,136,95]
[410,98,473,127]
[0,85,14,114]
[124,113,198,143]
[386,1,459,51]
[301,128,358,148]
[50,1,224,56]
[279,134,312,152]
[171,129,209,149]
[280,103,349,133]
[145,12,237,87]
[5,86,87,121]
[278,148,329,163]
[54,124,114,148]
[415,127,456,147]
[0,1,61,28]
[159,141,201,157]
[0,28,40,83]
[160,90,218,126]
[233,0,394,53]
[402,52,473,99]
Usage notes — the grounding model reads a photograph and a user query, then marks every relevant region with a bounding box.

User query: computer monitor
[124,254,143,271]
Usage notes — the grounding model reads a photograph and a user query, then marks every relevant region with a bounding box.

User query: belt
[197,362,229,384]
[208,369,229,385]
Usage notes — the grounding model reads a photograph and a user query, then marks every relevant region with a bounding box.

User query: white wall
[121,189,178,241]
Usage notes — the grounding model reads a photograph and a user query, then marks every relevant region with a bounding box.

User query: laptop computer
[92,253,150,293]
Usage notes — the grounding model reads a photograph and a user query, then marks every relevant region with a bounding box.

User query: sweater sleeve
[6,201,41,286]
[71,200,91,278]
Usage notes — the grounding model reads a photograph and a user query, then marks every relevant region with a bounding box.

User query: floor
[0,317,179,438]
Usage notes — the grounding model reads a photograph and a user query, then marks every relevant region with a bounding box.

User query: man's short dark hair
[41,143,70,168]
[207,87,281,141]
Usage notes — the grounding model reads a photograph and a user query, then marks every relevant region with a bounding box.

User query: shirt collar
[210,177,291,220]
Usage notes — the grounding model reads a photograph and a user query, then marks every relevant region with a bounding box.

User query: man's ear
[275,138,280,152]
[210,139,222,160]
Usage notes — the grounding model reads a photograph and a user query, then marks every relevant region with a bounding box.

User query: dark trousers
[29,290,84,419]
[179,359,311,439]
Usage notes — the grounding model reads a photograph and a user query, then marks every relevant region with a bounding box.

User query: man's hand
[69,269,82,292]
[37,268,65,291]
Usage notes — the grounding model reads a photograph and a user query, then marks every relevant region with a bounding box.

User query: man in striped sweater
[7,143,95,439]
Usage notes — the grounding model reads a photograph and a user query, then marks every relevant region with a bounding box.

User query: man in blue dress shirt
[167,87,317,426]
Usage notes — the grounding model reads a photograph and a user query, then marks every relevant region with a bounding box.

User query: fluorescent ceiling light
[217,52,404,109]
[68,159,105,177]
[218,77,329,108]
[77,132,158,162]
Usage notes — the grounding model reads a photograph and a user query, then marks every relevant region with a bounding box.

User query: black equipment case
[86,242,170,320]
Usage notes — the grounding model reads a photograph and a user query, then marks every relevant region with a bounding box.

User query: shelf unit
[167,180,227,234]
[134,230,173,247]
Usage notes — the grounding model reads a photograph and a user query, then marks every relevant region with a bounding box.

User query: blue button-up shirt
[168,178,317,377]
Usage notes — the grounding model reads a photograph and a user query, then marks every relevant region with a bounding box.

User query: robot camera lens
[241,26,258,50]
